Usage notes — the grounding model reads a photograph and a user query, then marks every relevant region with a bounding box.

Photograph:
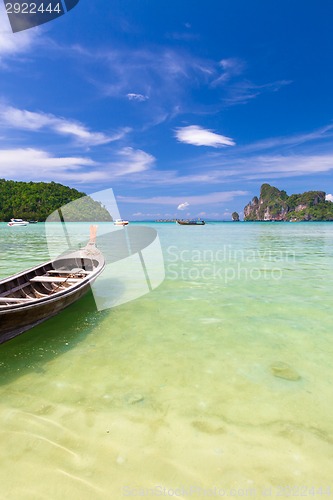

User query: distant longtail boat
[176,219,206,225]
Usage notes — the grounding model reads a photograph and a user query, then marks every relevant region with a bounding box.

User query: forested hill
[244,183,333,221]
[0,179,112,222]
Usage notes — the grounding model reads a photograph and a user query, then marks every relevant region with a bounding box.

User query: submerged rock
[192,420,226,435]
[270,362,301,381]
[126,393,145,405]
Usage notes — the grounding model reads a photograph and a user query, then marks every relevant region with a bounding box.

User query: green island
[244,183,333,221]
[0,179,112,222]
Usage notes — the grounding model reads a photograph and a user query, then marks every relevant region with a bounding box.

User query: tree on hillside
[0,179,112,222]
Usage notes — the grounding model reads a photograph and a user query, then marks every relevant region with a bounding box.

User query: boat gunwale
[0,250,105,312]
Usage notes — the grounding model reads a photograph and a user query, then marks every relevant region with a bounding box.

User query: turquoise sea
[1,221,333,498]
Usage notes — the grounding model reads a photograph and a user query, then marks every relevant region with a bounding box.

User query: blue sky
[1,0,333,219]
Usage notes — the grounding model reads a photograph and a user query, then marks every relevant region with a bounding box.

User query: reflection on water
[0,290,100,384]
[1,222,333,498]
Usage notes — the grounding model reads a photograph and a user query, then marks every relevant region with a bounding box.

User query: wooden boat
[0,227,105,344]
[176,219,206,225]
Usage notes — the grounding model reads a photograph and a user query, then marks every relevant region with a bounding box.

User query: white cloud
[127,93,149,102]
[175,125,235,148]
[242,154,333,179]
[0,148,101,182]
[0,5,39,61]
[0,106,50,130]
[0,105,128,146]
[241,124,333,153]
[177,202,189,210]
[90,46,201,104]
[117,191,248,206]
[0,30,35,59]
[221,80,292,106]
[132,212,161,217]
[0,144,157,186]
[0,148,93,168]
[326,194,333,202]
[212,58,245,85]
[74,45,292,125]
[181,146,333,184]
[0,145,158,184]
[107,147,155,175]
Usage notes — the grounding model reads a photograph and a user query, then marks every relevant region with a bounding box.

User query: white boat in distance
[113,219,129,226]
[8,218,29,227]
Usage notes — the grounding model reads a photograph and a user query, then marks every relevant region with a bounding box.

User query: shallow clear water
[1,222,333,498]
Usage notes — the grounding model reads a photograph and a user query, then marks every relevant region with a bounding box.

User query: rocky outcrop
[244,184,331,221]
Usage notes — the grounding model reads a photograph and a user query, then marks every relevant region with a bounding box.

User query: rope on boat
[49,269,87,295]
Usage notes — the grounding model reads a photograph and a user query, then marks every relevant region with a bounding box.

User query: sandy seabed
[1,222,333,498]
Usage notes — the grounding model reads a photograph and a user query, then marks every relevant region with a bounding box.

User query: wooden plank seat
[47,269,90,275]
[30,276,82,284]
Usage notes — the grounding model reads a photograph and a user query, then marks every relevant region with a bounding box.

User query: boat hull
[0,244,105,345]
[0,282,91,344]
[8,218,29,226]
[114,220,129,226]
[176,220,205,225]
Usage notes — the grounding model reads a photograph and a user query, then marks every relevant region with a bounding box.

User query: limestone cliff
[244,184,332,221]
